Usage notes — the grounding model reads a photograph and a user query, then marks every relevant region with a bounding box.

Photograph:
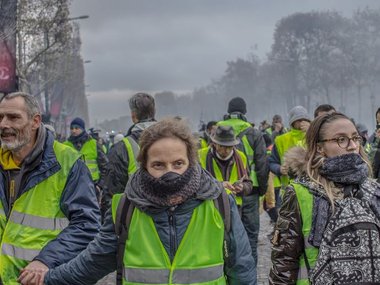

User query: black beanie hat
[70,117,85,130]
[228,97,247,114]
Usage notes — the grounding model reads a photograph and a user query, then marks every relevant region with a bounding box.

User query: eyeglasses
[319,135,363,149]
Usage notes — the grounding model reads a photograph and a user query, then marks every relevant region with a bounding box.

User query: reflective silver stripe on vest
[173,264,224,284]
[126,137,140,167]
[298,264,309,280]
[297,237,313,280]
[2,243,40,262]
[304,237,312,248]
[10,211,69,231]
[124,265,224,284]
[124,268,169,284]
[89,167,98,173]
[86,159,97,164]
[0,207,5,217]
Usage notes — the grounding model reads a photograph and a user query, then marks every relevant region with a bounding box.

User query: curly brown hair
[137,117,199,168]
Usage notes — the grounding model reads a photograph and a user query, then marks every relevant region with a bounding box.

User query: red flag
[0,0,17,93]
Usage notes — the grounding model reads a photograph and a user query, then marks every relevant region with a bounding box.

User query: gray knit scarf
[138,165,201,207]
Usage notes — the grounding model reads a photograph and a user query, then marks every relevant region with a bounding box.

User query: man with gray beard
[0,92,100,284]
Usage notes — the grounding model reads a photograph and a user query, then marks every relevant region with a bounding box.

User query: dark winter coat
[269,147,380,285]
[105,120,156,196]
[45,168,256,285]
[0,128,101,268]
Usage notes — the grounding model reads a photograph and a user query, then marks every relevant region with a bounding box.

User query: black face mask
[157,171,182,184]
[139,166,199,207]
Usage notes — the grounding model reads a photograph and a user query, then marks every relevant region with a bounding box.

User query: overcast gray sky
[70,0,379,124]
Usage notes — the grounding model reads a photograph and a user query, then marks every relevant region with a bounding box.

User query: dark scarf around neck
[138,165,201,207]
[319,153,369,185]
[69,131,89,146]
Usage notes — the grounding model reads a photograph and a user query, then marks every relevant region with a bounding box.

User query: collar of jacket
[68,131,90,148]
[126,119,156,137]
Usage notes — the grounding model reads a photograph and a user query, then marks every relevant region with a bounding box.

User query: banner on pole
[0,0,17,93]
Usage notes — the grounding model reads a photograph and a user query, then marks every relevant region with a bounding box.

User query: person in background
[356,122,371,155]
[0,92,100,284]
[199,120,218,149]
[199,125,252,215]
[104,92,156,207]
[269,105,311,190]
[313,104,336,118]
[218,97,269,282]
[64,117,109,209]
[42,118,256,285]
[270,114,287,142]
[260,120,272,136]
[369,107,380,182]
[269,112,380,284]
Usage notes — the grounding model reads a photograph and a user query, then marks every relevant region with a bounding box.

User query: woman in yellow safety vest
[41,118,256,285]
[269,112,380,284]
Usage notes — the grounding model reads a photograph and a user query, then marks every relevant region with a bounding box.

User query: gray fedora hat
[211,125,239,146]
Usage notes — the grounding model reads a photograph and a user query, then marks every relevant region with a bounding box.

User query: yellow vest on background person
[274,128,307,188]
[122,137,140,176]
[292,182,319,285]
[199,137,208,149]
[218,117,259,187]
[0,142,80,284]
[276,105,311,189]
[64,138,100,182]
[111,196,226,285]
[199,147,247,206]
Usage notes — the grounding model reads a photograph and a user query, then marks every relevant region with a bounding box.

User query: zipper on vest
[168,206,177,261]
[9,179,15,208]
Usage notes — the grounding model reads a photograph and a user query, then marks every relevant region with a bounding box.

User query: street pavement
[97,212,273,285]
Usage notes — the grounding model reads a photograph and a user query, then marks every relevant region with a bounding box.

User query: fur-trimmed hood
[283,146,380,201]
[283,146,308,177]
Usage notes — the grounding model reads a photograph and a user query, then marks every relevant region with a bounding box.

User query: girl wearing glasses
[269,112,380,285]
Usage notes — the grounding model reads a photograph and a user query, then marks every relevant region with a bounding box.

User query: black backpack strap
[115,193,135,285]
[214,190,232,267]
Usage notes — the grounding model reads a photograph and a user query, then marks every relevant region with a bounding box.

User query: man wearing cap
[0,92,100,284]
[199,125,252,214]
[218,97,269,280]
[269,105,311,189]
[64,117,109,209]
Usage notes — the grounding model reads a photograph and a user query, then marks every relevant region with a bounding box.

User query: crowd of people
[0,91,380,285]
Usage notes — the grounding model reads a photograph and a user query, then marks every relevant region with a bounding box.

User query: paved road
[97,213,273,285]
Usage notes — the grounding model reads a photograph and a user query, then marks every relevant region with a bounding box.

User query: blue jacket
[0,130,101,268]
[268,144,282,177]
[45,168,256,285]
